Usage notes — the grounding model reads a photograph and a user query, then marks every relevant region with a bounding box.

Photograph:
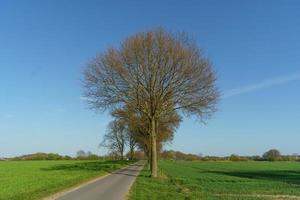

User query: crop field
[0,160,132,200]
[129,160,300,200]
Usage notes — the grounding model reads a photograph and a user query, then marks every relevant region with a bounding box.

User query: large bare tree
[83,28,219,177]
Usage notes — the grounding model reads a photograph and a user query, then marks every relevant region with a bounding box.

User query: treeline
[76,150,144,160]
[11,153,73,161]
[9,152,100,161]
[161,150,201,161]
[6,150,145,161]
[160,149,299,162]
[3,149,298,161]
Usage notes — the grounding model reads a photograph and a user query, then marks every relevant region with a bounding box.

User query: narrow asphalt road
[57,160,144,200]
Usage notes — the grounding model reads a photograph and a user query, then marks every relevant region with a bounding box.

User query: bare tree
[76,150,86,158]
[110,108,138,160]
[127,131,137,160]
[101,120,127,160]
[83,28,219,177]
[111,107,180,164]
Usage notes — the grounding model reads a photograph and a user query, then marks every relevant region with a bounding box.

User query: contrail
[223,72,300,98]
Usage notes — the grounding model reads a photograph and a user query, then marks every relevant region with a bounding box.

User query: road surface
[57,160,144,200]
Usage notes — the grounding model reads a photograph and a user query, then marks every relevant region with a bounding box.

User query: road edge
[125,161,146,200]
[43,162,138,200]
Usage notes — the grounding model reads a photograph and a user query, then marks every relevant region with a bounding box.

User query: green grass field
[0,160,132,200]
[129,160,300,200]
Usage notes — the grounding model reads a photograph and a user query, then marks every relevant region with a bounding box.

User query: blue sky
[1,0,300,157]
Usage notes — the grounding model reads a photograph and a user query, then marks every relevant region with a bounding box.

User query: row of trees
[228,149,298,161]
[76,150,102,160]
[9,152,101,161]
[161,149,299,162]
[11,153,72,161]
[76,149,144,160]
[161,150,201,161]
[99,113,137,160]
[5,149,297,161]
[83,28,219,177]
[261,149,299,161]
[4,151,142,161]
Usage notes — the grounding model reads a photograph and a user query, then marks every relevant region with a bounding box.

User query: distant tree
[64,155,72,160]
[133,151,145,160]
[101,119,127,160]
[127,132,137,160]
[76,150,86,158]
[229,154,241,161]
[292,153,299,161]
[161,150,176,160]
[111,107,180,163]
[110,109,138,160]
[83,28,219,177]
[250,155,262,161]
[12,153,69,160]
[160,150,201,161]
[86,153,102,160]
[281,154,298,161]
[263,149,281,161]
[86,151,92,157]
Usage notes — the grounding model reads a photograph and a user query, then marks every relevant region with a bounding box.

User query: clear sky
[1,0,300,157]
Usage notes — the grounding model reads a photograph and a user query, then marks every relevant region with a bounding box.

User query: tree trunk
[149,133,152,172]
[150,118,158,177]
[120,149,124,160]
[130,145,134,160]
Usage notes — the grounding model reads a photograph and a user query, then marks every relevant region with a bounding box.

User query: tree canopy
[83,28,219,177]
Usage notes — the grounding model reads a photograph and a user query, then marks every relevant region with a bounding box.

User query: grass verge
[0,160,133,200]
[129,160,300,200]
[129,164,190,200]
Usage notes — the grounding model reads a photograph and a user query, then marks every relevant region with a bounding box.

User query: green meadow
[0,160,132,200]
[129,161,300,200]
